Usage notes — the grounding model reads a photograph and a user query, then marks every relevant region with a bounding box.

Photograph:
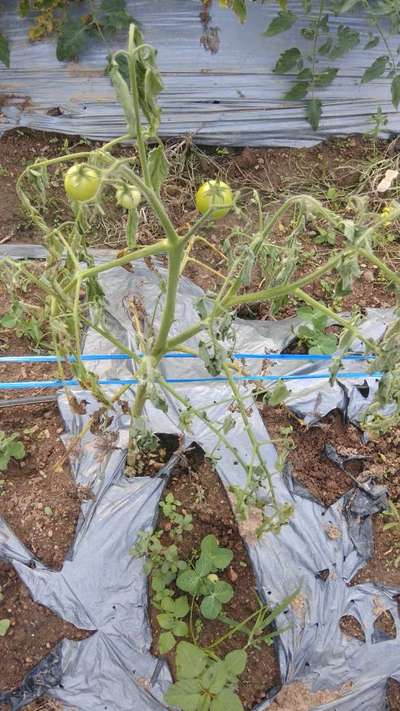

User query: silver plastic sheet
[0,258,399,711]
[1,1,400,146]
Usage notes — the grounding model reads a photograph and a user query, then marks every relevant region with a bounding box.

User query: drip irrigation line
[0,372,382,391]
[0,394,58,408]
[0,352,375,364]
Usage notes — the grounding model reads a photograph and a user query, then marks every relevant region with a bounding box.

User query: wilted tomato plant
[9,23,400,536]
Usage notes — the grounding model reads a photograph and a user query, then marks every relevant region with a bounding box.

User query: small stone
[25,657,33,664]
[363,270,374,283]
[48,530,53,538]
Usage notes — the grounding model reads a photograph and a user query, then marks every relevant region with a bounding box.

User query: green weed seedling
[0,431,26,472]
[176,534,234,620]
[164,641,246,711]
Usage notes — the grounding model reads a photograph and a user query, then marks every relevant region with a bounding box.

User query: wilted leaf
[376,169,399,193]
[148,144,169,193]
[268,380,290,406]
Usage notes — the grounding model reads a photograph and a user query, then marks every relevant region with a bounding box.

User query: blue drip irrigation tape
[0,352,374,364]
[0,372,382,390]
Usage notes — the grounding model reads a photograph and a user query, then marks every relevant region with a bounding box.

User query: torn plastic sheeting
[1,1,400,146]
[0,259,399,711]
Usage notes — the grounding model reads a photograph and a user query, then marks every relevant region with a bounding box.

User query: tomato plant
[195,180,233,220]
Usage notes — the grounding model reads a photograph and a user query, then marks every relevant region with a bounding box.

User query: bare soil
[0,277,88,698]
[0,563,90,695]
[261,406,400,588]
[387,678,400,711]
[149,446,280,710]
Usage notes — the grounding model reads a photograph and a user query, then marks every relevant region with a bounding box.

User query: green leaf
[361,56,388,84]
[157,613,174,630]
[224,649,247,676]
[0,619,10,637]
[263,11,297,37]
[213,580,234,603]
[318,37,333,55]
[200,535,233,570]
[57,19,88,62]
[391,75,400,109]
[211,689,244,711]
[274,47,301,73]
[201,595,222,619]
[201,662,228,694]
[0,34,10,68]
[0,311,18,329]
[306,98,322,130]
[310,333,337,355]
[100,0,133,33]
[315,67,338,88]
[177,569,202,595]
[174,620,189,637]
[164,679,203,711]
[268,381,290,406]
[284,82,310,100]
[337,0,361,11]
[364,35,380,51]
[8,440,25,460]
[176,642,208,679]
[161,596,175,612]
[148,144,169,194]
[174,595,190,618]
[0,454,9,472]
[159,631,176,654]
[330,25,360,60]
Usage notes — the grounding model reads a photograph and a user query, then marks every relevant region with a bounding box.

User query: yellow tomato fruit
[64,163,100,202]
[195,180,233,220]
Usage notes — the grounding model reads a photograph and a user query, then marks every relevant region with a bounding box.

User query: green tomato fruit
[195,180,233,220]
[116,185,142,210]
[64,164,100,202]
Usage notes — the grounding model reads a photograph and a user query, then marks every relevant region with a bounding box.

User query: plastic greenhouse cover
[0,257,400,711]
[1,0,400,147]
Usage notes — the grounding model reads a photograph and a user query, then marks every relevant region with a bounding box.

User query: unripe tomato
[116,184,142,210]
[195,180,233,220]
[64,163,100,202]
